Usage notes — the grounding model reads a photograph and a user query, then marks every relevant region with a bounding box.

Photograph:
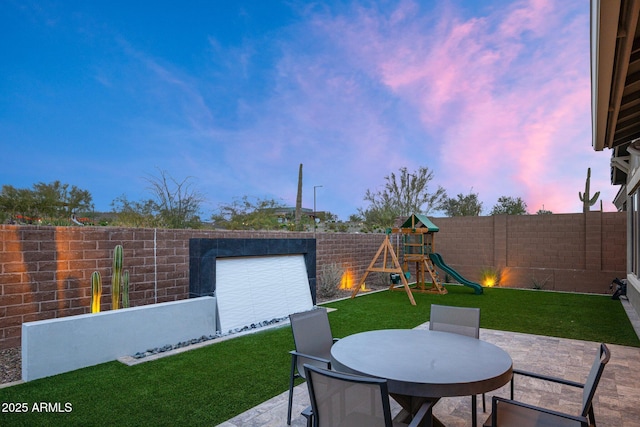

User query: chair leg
[588,405,596,427]
[287,356,298,425]
[471,394,477,427]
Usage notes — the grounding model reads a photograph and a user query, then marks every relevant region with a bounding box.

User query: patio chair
[484,343,610,427]
[429,304,484,427]
[287,308,338,425]
[303,364,432,427]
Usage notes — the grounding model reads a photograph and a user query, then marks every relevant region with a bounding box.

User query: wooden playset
[350,214,447,306]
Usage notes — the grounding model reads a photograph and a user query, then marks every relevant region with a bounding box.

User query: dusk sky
[1,0,619,220]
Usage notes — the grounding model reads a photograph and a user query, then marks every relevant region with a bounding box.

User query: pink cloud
[180,0,616,216]
[316,0,600,213]
[498,0,556,38]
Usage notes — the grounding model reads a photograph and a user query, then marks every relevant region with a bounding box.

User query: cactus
[122,270,130,309]
[90,244,131,312]
[91,271,102,313]
[579,168,600,213]
[295,163,303,230]
[111,245,123,310]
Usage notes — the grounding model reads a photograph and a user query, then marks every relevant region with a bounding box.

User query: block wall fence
[0,211,626,350]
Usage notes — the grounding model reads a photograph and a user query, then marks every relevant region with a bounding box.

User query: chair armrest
[492,396,588,425]
[301,405,312,420]
[289,350,331,365]
[407,401,434,427]
[301,405,313,427]
[512,368,584,388]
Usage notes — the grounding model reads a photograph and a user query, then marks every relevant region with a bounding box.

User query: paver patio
[219,300,640,427]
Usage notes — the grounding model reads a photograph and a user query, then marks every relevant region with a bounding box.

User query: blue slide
[429,253,483,295]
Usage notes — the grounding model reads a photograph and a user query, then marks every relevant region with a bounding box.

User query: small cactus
[122,270,130,309]
[91,271,102,313]
[90,244,131,312]
[579,168,600,213]
[111,245,123,310]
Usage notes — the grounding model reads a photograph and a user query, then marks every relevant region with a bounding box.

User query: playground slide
[430,253,483,295]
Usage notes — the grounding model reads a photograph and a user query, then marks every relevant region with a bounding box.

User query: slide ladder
[421,258,447,295]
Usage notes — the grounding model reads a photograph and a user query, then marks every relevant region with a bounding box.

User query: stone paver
[219,320,640,427]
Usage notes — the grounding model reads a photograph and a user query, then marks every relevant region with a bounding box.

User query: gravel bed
[1,348,21,384]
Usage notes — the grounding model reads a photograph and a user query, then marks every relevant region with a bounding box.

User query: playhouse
[350,214,483,305]
[395,214,446,295]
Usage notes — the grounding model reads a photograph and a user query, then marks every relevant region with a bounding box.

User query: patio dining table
[330,329,513,427]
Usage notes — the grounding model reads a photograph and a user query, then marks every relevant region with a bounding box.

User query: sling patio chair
[484,343,610,427]
[287,308,338,425]
[429,304,484,427]
[302,364,432,427]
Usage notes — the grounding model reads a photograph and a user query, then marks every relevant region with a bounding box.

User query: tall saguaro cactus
[111,245,123,310]
[91,244,130,312]
[579,168,600,213]
[295,163,303,230]
[91,271,102,313]
[110,244,131,310]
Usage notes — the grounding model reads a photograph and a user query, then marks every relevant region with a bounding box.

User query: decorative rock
[130,316,289,360]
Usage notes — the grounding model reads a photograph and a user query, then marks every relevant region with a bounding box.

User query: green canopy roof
[399,214,439,232]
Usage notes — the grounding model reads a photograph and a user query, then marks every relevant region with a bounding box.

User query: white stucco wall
[22,297,217,381]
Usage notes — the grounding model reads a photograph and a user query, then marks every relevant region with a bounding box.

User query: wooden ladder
[422,257,448,295]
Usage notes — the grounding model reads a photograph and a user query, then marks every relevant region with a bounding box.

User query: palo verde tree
[438,190,483,216]
[33,181,92,219]
[490,196,528,215]
[110,196,160,228]
[211,196,286,230]
[359,166,446,228]
[0,181,92,223]
[0,185,34,221]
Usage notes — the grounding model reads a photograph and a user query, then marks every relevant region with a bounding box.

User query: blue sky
[0,0,617,220]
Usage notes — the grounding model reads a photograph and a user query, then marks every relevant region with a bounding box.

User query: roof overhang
[591,0,640,151]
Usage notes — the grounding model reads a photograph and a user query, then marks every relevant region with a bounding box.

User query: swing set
[350,214,447,306]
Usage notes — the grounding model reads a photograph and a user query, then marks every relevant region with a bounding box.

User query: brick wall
[432,212,626,293]
[0,211,626,350]
[0,226,386,350]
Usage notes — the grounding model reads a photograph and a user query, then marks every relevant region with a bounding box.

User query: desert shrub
[368,272,390,288]
[531,274,552,290]
[318,263,344,298]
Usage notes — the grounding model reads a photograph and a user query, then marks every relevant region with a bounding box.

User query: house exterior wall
[624,152,640,320]
[0,212,626,350]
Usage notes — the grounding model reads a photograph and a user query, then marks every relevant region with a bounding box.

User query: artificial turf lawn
[0,286,636,426]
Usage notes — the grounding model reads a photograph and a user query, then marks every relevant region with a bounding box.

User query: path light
[483,277,496,287]
[480,267,500,288]
[340,269,353,290]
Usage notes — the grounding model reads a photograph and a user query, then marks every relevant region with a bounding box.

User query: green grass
[0,286,637,426]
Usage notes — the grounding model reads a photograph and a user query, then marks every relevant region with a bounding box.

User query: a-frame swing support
[350,234,417,306]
